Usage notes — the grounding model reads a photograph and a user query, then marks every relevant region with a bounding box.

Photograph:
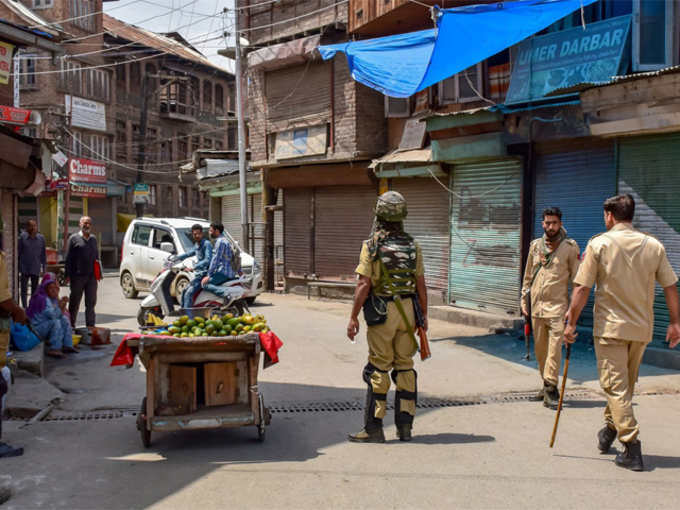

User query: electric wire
[65,128,194,174]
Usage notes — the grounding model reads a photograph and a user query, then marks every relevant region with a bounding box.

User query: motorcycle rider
[201,223,241,297]
[171,224,212,313]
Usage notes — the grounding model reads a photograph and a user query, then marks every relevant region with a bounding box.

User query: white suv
[119,217,263,304]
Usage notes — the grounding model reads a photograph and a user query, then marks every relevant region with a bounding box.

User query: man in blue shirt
[173,224,212,312]
[18,220,46,308]
[201,223,241,296]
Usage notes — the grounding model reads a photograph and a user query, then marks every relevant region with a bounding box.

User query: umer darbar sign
[505,15,631,104]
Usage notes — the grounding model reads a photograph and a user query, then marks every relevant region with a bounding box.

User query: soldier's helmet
[375,191,407,222]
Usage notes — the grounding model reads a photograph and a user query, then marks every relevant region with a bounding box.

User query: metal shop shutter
[533,145,616,327]
[283,188,312,276]
[449,159,522,314]
[251,193,264,265]
[619,133,680,347]
[314,186,376,279]
[392,177,450,291]
[221,195,242,246]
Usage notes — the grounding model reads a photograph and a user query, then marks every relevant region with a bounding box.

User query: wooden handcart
[126,333,271,447]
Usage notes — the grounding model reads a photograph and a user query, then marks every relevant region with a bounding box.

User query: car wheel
[174,276,190,303]
[120,271,138,299]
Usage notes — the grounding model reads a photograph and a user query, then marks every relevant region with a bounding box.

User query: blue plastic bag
[10,322,41,352]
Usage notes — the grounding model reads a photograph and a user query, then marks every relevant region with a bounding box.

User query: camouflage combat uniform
[351,192,426,442]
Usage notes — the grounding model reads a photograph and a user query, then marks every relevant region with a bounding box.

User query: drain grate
[9,388,629,422]
[42,408,139,422]
[268,389,596,414]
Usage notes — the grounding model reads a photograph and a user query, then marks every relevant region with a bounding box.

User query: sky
[103,0,236,73]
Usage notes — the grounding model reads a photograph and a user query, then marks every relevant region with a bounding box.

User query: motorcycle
[137,260,250,327]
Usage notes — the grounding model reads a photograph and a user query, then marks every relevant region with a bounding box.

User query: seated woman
[27,274,78,359]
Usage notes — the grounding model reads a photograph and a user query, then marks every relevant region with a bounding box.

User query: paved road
[3,276,680,508]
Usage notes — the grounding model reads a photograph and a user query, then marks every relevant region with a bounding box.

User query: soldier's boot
[393,369,417,442]
[348,421,386,443]
[597,425,617,454]
[543,381,560,410]
[349,364,388,444]
[531,386,545,402]
[615,440,644,471]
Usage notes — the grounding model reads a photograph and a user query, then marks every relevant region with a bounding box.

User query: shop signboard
[65,95,107,132]
[68,157,106,184]
[0,105,30,125]
[133,182,150,204]
[0,41,14,85]
[70,181,107,198]
[505,15,631,104]
[275,125,327,160]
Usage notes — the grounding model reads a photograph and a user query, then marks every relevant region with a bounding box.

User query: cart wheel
[257,394,266,442]
[138,397,151,448]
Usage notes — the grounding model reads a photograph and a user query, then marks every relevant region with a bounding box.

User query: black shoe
[543,384,560,410]
[0,442,24,458]
[530,387,545,402]
[397,424,412,442]
[597,425,617,454]
[615,440,644,472]
[348,428,385,443]
[0,486,12,505]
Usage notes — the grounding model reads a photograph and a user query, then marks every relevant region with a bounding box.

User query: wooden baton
[549,342,571,448]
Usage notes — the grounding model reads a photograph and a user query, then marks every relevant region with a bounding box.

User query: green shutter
[618,134,680,347]
[448,158,523,314]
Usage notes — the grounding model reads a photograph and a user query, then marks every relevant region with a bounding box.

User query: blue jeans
[181,275,205,314]
[202,272,231,297]
[34,316,73,350]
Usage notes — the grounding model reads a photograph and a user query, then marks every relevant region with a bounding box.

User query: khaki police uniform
[574,223,678,442]
[521,237,580,386]
[0,252,11,369]
[355,241,424,419]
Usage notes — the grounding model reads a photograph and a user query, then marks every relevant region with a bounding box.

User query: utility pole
[136,74,149,218]
[234,7,249,252]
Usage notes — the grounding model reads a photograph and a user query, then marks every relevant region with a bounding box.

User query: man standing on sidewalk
[521,207,580,409]
[346,191,427,443]
[0,250,26,459]
[565,194,680,472]
[65,216,99,328]
[17,219,46,308]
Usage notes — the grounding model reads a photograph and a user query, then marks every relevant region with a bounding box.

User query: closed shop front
[533,142,616,326]
[618,133,680,347]
[283,185,376,280]
[314,186,376,279]
[283,188,312,277]
[448,159,522,314]
[220,192,267,264]
[391,177,450,293]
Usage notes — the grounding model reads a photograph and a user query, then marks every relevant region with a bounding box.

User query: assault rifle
[522,293,531,361]
[413,298,431,361]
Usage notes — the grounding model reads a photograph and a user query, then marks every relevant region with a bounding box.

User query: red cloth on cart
[259,331,283,368]
[111,332,283,368]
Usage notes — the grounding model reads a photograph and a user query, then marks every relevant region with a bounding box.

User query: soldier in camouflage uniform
[0,250,26,459]
[347,191,428,442]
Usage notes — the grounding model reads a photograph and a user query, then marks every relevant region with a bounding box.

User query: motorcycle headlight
[253,261,261,274]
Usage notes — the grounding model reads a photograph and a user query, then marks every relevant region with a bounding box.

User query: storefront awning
[318,0,597,98]
[370,147,444,178]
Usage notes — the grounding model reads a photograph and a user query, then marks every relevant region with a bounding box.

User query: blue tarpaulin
[318,0,598,98]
